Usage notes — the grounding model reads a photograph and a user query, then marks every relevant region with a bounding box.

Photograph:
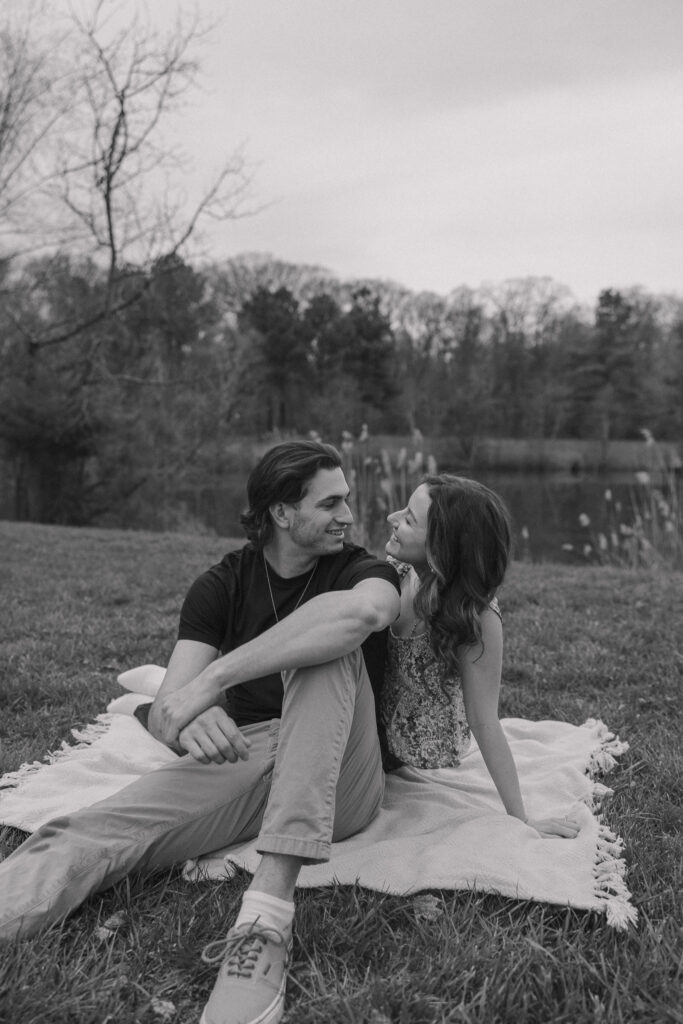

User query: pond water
[462,469,676,564]
[182,467,680,566]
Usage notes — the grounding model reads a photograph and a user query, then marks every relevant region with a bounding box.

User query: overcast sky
[87,1,683,301]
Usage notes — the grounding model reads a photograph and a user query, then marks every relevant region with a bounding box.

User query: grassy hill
[1,521,681,1023]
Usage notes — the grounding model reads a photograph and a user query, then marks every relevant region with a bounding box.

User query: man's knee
[281,647,366,690]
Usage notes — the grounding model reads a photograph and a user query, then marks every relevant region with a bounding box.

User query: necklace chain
[263,554,318,623]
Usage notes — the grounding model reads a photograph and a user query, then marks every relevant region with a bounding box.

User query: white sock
[234,890,295,936]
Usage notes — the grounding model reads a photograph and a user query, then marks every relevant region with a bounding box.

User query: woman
[382,474,579,839]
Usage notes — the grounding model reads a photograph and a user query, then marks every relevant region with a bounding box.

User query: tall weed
[564,433,682,569]
[312,427,437,552]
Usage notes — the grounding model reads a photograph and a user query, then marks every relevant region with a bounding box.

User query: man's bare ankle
[251,852,302,902]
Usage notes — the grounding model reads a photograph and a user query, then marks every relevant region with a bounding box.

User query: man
[0,440,400,1024]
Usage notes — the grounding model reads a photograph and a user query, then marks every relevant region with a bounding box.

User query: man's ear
[269,501,291,531]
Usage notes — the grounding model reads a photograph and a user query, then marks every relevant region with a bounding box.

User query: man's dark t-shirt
[171,541,399,727]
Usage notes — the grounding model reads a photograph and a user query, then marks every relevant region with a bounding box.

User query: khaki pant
[0,649,384,939]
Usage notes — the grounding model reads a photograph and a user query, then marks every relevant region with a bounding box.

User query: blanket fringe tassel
[0,715,113,790]
[578,718,638,930]
[581,717,630,776]
[593,824,639,930]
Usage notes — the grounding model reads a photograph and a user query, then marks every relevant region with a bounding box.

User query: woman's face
[385,483,431,568]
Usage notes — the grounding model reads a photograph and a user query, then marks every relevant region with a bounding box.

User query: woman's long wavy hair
[412,475,512,674]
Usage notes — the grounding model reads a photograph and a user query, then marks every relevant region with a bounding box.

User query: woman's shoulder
[477,596,502,636]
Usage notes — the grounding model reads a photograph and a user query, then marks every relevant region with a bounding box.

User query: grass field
[0,520,681,1024]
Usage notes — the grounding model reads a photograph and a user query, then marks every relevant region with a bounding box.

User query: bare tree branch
[0,3,71,233]
[3,0,252,346]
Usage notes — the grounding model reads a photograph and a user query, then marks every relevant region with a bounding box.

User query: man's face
[287,467,354,555]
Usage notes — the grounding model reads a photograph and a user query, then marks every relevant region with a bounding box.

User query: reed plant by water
[310,426,437,551]
[563,433,682,570]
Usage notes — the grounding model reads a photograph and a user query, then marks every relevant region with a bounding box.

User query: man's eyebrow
[315,490,350,506]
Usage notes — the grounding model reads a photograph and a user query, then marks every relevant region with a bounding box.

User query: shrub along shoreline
[213,432,683,474]
[1,521,681,1024]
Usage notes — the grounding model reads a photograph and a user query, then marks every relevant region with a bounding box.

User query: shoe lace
[201,924,285,979]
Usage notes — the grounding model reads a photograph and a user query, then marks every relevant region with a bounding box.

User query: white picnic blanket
[0,666,637,930]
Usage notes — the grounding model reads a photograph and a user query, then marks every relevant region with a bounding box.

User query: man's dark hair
[240,440,343,547]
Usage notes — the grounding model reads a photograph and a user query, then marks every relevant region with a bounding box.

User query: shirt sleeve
[177,570,232,649]
[336,550,401,593]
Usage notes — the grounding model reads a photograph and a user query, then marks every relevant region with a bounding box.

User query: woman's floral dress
[380,560,500,770]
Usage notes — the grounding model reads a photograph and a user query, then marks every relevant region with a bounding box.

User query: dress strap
[409,617,422,638]
[386,555,412,581]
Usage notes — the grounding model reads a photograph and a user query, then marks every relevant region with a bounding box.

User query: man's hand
[147,670,222,747]
[177,706,252,765]
[527,816,581,839]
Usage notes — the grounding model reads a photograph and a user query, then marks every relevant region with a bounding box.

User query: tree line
[1,3,682,529]
[2,250,682,526]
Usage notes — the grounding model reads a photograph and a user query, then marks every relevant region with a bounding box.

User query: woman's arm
[460,609,527,820]
[461,610,580,838]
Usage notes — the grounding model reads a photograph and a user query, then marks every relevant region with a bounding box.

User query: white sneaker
[199,921,292,1024]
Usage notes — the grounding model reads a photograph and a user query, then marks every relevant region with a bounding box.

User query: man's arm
[146,638,217,744]
[157,638,219,696]
[152,577,399,745]
[145,639,253,764]
[211,576,398,686]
